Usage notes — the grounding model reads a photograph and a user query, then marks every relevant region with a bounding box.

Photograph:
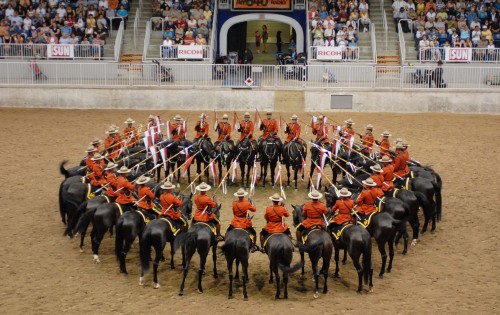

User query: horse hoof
[170,266,175,270]
[269,279,274,284]
[177,183,180,188]
[120,270,128,275]
[356,289,362,294]
[178,291,184,296]
[139,277,144,286]
[295,189,298,192]
[411,239,417,246]
[74,232,81,238]
[369,286,374,293]
[213,274,218,279]
[379,274,384,279]
[228,295,234,300]
[79,248,84,253]
[333,273,339,278]
[313,292,319,299]
[342,261,347,265]
[154,283,160,289]
[93,255,100,264]
[387,268,392,273]
[197,289,203,294]
[243,296,248,301]
[272,186,275,189]
[431,230,436,234]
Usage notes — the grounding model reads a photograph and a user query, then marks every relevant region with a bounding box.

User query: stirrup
[250,245,260,253]
[259,247,266,254]
[216,235,225,242]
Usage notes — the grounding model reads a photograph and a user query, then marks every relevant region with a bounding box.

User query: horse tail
[431,178,442,220]
[278,246,302,275]
[59,160,71,178]
[413,191,433,222]
[296,241,323,254]
[58,180,66,225]
[64,200,88,236]
[140,227,152,275]
[362,237,372,285]
[75,207,95,236]
[173,229,197,254]
[115,217,125,262]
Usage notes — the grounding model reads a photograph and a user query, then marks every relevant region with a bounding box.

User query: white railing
[382,9,388,50]
[398,22,406,64]
[160,45,211,60]
[109,17,125,34]
[0,43,104,60]
[134,8,140,49]
[308,46,360,62]
[418,47,500,63]
[143,20,152,61]
[306,0,311,63]
[210,3,218,60]
[371,23,377,61]
[114,21,125,61]
[218,0,229,9]
[0,61,499,90]
[139,0,143,17]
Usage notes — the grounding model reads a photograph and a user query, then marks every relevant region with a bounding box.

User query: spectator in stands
[202,5,212,28]
[393,0,408,17]
[185,26,194,38]
[76,13,86,30]
[99,0,109,9]
[116,4,128,28]
[197,23,209,39]
[348,38,358,59]
[330,7,339,23]
[88,4,97,18]
[69,32,79,44]
[190,4,203,20]
[482,25,493,42]
[162,35,173,58]
[425,17,435,30]
[347,25,357,40]
[173,33,183,45]
[419,34,430,60]
[60,32,71,44]
[395,7,408,32]
[73,23,84,38]
[313,34,324,47]
[288,38,296,59]
[195,33,206,45]
[360,9,370,32]
[415,0,425,15]
[163,27,174,40]
[97,14,107,29]
[187,15,197,33]
[470,17,481,30]
[424,0,436,14]
[95,22,108,39]
[184,32,195,45]
[47,30,58,44]
[339,8,349,24]
[318,5,328,20]
[337,25,347,42]
[324,23,334,38]
[346,16,357,30]
[472,25,482,46]
[487,40,496,60]
[92,33,105,57]
[325,34,335,46]
[359,0,369,13]
[56,3,67,18]
[447,15,458,35]
[312,24,323,40]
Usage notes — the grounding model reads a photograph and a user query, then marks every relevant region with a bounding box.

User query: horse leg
[353,257,363,293]
[312,258,320,298]
[235,259,240,280]
[170,240,175,269]
[120,238,132,275]
[293,168,298,191]
[262,163,267,188]
[179,248,192,296]
[212,243,218,279]
[377,239,387,279]
[283,268,289,299]
[274,266,281,299]
[342,249,347,265]
[269,262,274,284]
[411,214,420,245]
[322,253,331,294]
[286,165,291,188]
[204,162,210,183]
[333,247,340,277]
[307,164,314,190]
[197,253,208,293]
[91,228,104,264]
[242,259,249,301]
[270,161,276,189]
[227,257,234,299]
[387,235,395,273]
[153,256,161,289]
[299,250,305,279]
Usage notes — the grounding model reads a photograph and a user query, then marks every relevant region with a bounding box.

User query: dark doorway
[227,22,248,61]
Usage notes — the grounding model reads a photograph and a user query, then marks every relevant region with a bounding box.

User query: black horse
[292,205,333,298]
[282,140,307,190]
[263,233,300,299]
[59,161,86,225]
[190,137,216,183]
[409,177,438,233]
[326,219,373,293]
[138,194,193,288]
[175,199,221,295]
[220,228,252,300]
[237,137,257,188]
[259,136,279,188]
[163,140,193,186]
[216,138,235,184]
[308,141,333,190]
[409,164,443,221]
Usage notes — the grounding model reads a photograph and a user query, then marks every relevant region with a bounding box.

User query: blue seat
[494,33,500,48]
[438,33,448,45]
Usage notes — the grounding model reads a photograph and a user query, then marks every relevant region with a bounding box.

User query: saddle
[301,226,323,244]
[330,223,353,240]
[262,232,284,248]
[228,227,255,242]
[356,212,377,229]
[193,221,216,235]
[160,217,181,236]
[393,176,410,190]
[136,210,156,224]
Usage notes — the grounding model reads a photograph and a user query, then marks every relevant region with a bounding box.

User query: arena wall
[0,87,499,114]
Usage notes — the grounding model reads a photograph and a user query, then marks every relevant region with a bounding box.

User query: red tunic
[370,173,384,189]
[230,200,256,229]
[104,135,122,160]
[147,121,161,142]
[363,132,375,148]
[137,185,155,210]
[216,122,232,142]
[193,194,217,222]
[123,126,139,147]
[381,164,395,191]
[332,199,354,225]
[238,121,255,141]
[260,119,279,139]
[356,187,384,215]
[393,153,409,178]
[194,121,210,139]
[285,122,301,142]
[115,175,136,204]
[264,205,289,234]
[302,201,328,229]
[105,172,119,197]
[89,160,106,186]
[379,139,390,157]
[160,192,184,219]
[311,122,329,143]
[170,122,186,141]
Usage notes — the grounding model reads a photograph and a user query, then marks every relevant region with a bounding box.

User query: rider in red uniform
[331,188,354,226]
[227,188,259,252]
[260,193,291,251]
[295,190,328,245]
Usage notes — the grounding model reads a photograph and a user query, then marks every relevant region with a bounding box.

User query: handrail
[143,21,151,61]
[371,23,377,62]
[398,22,405,64]
[114,21,125,61]
[139,0,143,17]
[306,0,311,63]
[209,3,218,60]
[133,8,139,49]
[382,10,388,50]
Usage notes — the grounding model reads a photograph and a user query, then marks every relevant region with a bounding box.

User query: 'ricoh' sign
[177,45,204,59]
[316,47,343,60]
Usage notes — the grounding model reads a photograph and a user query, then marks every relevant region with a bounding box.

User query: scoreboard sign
[232,0,292,11]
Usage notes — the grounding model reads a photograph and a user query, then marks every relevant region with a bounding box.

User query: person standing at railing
[92,33,105,58]
[348,38,358,60]
[162,36,173,58]
[395,7,408,32]
[195,33,207,46]
[325,34,335,47]
[116,5,128,29]
[359,9,370,32]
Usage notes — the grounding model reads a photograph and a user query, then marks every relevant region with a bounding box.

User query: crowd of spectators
[0,0,130,58]
[307,0,371,59]
[153,0,213,58]
[393,0,500,61]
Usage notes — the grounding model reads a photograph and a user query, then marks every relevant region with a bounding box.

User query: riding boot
[259,235,266,253]
[250,229,259,253]
[216,224,224,242]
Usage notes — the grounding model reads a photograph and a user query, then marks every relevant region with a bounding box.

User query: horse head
[238,138,254,163]
[211,195,221,219]
[263,138,278,161]
[324,186,339,209]
[219,140,233,165]
[291,204,304,227]
[180,193,193,220]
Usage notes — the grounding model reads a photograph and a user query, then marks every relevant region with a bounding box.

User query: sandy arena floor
[0,108,498,314]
